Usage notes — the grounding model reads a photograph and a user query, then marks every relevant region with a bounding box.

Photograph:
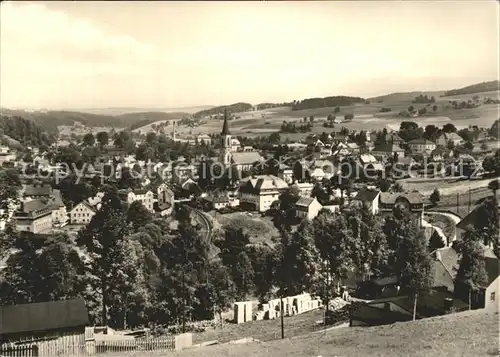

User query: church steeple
[221,108,230,135]
[220,108,232,166]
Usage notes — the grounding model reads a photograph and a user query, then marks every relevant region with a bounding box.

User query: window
[491,292,496,302]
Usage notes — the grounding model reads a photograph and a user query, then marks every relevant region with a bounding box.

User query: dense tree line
[0,116,56,147]
[280,121,313,133]
[412,95,436,104]
[193,103,253,119]
[291,96,365,111]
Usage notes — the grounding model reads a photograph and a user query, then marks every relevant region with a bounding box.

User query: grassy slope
[175,310,498,357]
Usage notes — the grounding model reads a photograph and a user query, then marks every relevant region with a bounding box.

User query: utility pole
[456,192,459,215]
[280,296,285,339]
[468,185,471,213]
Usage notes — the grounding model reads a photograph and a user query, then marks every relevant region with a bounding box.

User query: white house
[238,175,288,212]
[485,274,499,312]
[295,196,322,220]
[291,182,314,197]
[407,138,437,154]
[435,132,464,147]
[352,187,381,215]
[120,189,155,213]
[13,200,53,234]
[70,201,96,225]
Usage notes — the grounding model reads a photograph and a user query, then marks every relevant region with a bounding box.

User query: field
[172,310,499,357]
[168,90,499,141]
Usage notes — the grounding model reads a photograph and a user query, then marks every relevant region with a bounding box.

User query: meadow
[165,90,499,140]
[172,310,498,357]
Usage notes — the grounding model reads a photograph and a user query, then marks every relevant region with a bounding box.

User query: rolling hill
[193,102,254,118]
[443,80,499,97]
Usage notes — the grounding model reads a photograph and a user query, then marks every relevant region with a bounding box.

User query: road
[182,204,213,244]
[423,211,462,243]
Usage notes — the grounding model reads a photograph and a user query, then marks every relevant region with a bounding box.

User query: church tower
[221,109,232,166]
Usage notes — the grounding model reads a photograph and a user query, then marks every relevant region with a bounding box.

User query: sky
[0,1,498,110]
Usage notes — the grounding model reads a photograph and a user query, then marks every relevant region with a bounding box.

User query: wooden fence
[0,334,192,356]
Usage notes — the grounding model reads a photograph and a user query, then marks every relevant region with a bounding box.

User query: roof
[353,188,381,203]
[73,201,96,213]
[52,189,65,208]
[359,154,378,164]
[240,174,288,192]
[296,196,316,207]
[432,246,499,287]
[408,138,436,145]
[379,192,423,205]
[373,143,404,153]
[231,152,263,165]
[456,200,500,230]
[23,184,53,197]
[439,132,463,141]
[0,299,89,335]
[221,109,230,135]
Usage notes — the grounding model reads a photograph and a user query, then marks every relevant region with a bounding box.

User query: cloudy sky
[0,1,498,110]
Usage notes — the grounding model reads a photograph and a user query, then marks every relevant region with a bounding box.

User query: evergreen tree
[77,187,132,326]
[394,213,433,320]
[455,225,488,309]
[127,201,153,231]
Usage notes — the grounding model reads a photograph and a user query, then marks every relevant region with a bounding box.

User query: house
[431,246,499,311]
[407,138,437,154]
[291,182,314,197]
[70,201,96,225]
[13,200,53,234]
[382,133,404,146]
[0,299,90,356]
[378,192,424,223]
[230,152,264,172]
[119,189,155,213]
[372,143,405,159]
[51,189,68,226]
[238,175,288,212]
[435,132,465,147]
[22,183,53,199]
[352,187,381,215]
[357,154,384,174]
[295,196,322,220]
[350,291,468,327]
[203,194,231,211]
[157,184,174,207]
[0,146,16,165]
[277,164,294,184]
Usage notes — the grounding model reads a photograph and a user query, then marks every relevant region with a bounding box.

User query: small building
[407,138,437,155]
[291,182,314,197]
[230,152,264,173]
[352,187,381,215]
[277,164,294,184]
[0,299,90,356]
[379,192,424,223]
[70,201,96,225]
[295,196,322,220]
[372,143,405,160]
[350,291,468,327]
[435,132,464,147]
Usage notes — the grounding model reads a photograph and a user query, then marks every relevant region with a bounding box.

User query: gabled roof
[296,196,316,207]
[0,299,89,335]
[408,138,435,145]
[353,188,381,203]
[231,152,263,165]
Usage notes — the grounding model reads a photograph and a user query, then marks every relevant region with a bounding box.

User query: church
[219,109,264,173]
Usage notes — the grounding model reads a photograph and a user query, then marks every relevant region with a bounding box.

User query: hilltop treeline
[193,102,253,118]
[0,116,56,147]
[255,102,293,110]
[291,96,365,111]
[444,80,499,97]
[126,112,189,131]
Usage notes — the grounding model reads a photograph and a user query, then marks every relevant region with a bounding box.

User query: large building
[13,200,53,234]
[238,174,288,212]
